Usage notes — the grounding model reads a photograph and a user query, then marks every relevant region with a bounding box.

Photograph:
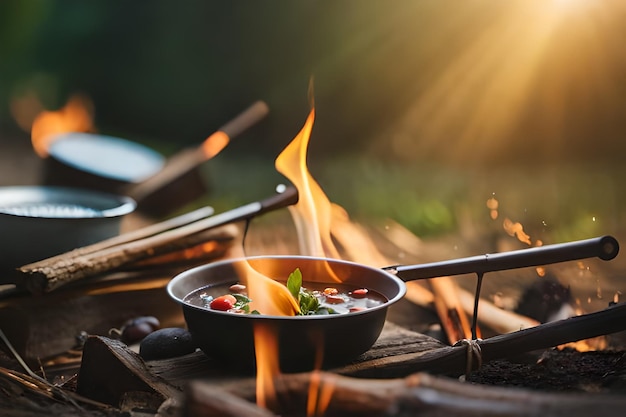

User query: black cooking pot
[167,235,619,372]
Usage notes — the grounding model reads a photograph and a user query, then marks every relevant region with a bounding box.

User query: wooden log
[337,301,626,378]
[212,370,626,417]
[14,186,298,294]
[76,336,180,407]
[328,210,475,343]
[428,276,474,344]
[184,380,278,417]
[402,281,540,335]
[456,283,540,333]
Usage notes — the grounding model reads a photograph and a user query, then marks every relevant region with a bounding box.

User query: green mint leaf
[232,293,252,304]
[287,268,302,299]
[298,289,320,315]
[232,293,252,310]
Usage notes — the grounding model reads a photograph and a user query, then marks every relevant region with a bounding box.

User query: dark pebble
[139,327,196,360]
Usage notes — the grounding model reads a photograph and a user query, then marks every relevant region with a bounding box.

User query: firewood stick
[403,281,434,305]
[373,221,616,335]
[127,101,269,204]
[184,380,279,417]
[336,301,626,379]
[19,226,236,294]
[214,370,626,417]
[329,213,536,339]
[428,277,474,344]
[124,236,231,269]
[28,206,217,269]
[456,284,540,333]
[403,281,539,335]
[15,186,298,294]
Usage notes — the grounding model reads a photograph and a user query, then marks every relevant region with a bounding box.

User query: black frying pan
[166,235,619,372]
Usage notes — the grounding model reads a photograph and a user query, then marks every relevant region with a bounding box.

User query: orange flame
[247,267,303,409]
[238,261,300,316]
[30,94,94,157]
[306,370,337,417]
[253,107,344,413]
[254,321,280,410]
[275,108,341,260]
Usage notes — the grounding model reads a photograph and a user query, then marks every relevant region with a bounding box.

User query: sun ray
[351,0,626,165]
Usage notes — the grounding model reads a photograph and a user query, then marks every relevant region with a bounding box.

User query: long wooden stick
[127,101,269,204]
[428,277,474,344]
[210,370,626,417]
[336,301,626,378]
[32,206,216,266]
[15,186,298,294]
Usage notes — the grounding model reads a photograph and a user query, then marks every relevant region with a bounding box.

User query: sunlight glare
[375,0,624,164]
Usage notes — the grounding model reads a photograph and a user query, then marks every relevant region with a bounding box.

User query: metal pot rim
[167,255,408,320]
[0,185,136,219]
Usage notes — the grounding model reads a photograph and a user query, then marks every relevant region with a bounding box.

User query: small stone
[139,327,196,360]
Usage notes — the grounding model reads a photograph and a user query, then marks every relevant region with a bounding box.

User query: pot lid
[48,133,165,183]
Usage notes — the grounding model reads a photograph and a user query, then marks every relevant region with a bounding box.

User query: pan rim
[167,255,407,320]
[0,185,136,219]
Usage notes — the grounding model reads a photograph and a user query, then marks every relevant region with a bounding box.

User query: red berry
[351,288,369,297]
[324,294,345,304]
[209,294,237,311]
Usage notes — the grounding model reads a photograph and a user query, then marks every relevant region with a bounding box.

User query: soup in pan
[183,268,387,316]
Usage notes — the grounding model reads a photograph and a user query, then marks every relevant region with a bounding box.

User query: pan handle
[383,235,619,281]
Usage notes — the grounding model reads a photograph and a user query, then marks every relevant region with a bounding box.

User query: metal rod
[384,235,619,282]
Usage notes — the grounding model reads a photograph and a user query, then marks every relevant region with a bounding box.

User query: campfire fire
[28,94,94,157]
[219,101,621,413]
[244,106,339,411]
[242,104,473,410]
[233,103,423,411]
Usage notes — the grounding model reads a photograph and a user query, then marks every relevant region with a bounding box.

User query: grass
[190,153,626,246]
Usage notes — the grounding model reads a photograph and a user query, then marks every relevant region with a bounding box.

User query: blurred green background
[2,0,626,242]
